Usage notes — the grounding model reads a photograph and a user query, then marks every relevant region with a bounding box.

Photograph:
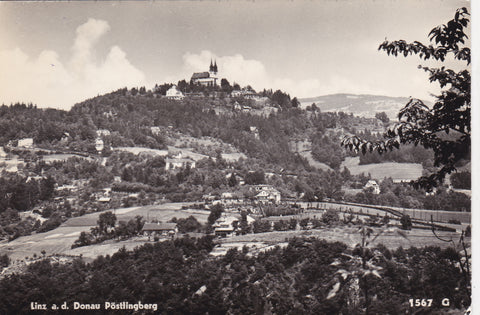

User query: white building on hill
[166,85,185,100]
[191,60,218,87]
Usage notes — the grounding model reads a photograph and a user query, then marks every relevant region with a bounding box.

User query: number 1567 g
[409,299,433,307]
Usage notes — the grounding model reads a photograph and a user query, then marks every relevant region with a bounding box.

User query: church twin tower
[209,59,218,75]
[191,59,219,87]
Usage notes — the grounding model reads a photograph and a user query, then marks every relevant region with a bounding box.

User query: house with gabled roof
[142,222,178,238]
[254,185,281,204]
[364,180,381,194]
[166,85,185,100]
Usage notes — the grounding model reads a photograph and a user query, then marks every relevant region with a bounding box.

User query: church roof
[191,72,210,79]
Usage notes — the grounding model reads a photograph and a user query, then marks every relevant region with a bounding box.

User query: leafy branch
[342,7,471,191]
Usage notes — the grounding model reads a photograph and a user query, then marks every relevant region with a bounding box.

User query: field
[215,227,466,256]
[0,202,207,262]
[0,201,469,266]
[342,157,423,182]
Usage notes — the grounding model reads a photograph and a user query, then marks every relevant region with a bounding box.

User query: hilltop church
[191,60,218,87]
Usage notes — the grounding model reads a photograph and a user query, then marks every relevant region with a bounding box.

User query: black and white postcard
[0,1,474,314]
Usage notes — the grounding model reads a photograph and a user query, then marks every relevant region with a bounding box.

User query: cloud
[180,50,439,101]
[180,50,385,99]
[181,50,270,88]
[0,18,146,109]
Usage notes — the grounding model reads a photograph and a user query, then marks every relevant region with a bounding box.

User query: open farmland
[341,157,423,182]
[216,227,466,252]
[0,203,207,262]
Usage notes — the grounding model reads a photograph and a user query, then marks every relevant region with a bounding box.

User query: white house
[231,90,243,97]
[254,185,281,204]
[18,138,34,148]
[220,192,244,206]
[96,129,111,137]
[150,126,161,136]
[166,85,185,100]
[213,215,239,237]
[142,222,178,238]
[165,157,196,170]
[364,180,381,194]
[95,138,104,154]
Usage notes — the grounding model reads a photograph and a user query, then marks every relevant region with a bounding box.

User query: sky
[0,0,472,110]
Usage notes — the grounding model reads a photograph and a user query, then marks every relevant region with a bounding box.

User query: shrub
[400,214,412,230]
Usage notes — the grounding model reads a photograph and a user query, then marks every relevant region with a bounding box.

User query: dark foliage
[342,8,471,190]
[0,238,470,314]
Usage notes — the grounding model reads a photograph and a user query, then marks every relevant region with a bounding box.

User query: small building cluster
[254,185,281,204]
[165,152,196,170]
[142,222,178,239]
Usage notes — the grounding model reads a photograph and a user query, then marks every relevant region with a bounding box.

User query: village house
[165,85,185,100]
[165,152,196,170]
[95,138,104,154]
[232,101,241,111]
[96,129,111,137]
[220,192,244,206]
[231,90,243,98]
[150,126,161,136]
[202,193,218,203]
[17,138,34,148]
[225,172,245,186]
[364,180,381,194]
[250,126,260,140]
[230,88,262,101]
[254,185,281,204]
[213,215,238,238]
[165,156,196,170]
[96,187,112,203]
[142,222,178,239]
[191,60,218,87]
[242,106,251,112]
[56,184,78,193]
[26,175,45,183]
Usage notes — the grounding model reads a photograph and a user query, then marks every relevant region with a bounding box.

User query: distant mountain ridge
[299,93,417,119]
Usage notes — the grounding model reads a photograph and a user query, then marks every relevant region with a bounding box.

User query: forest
[0,235,470,314]
[0,87,471,242]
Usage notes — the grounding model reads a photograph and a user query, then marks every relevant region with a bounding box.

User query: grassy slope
[0,203,205,262]
[341,157,423,181]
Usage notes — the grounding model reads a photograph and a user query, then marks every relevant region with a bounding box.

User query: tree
[221,78,232,93]
[400,214,412,230]
[97,211,117,235]
[341,8,470,190]
[176,216,202,233]
[207,204,224,225]
[39,175,55,201]
[291,97,300,108]
[450,171,470,189]
[227,173,238,187]
[374,112,389,124]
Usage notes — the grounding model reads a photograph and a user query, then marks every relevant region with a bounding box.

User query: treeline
[0,174,55,212]
[0,237,469,314]
[358,144,434,166]
[345,178,471,212]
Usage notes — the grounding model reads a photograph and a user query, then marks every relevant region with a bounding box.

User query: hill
[299,93,414,119]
